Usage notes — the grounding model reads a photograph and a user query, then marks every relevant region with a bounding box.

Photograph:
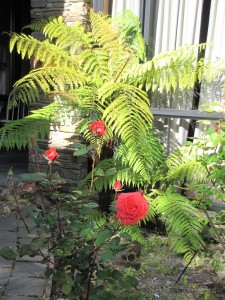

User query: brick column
[28,0,92,190]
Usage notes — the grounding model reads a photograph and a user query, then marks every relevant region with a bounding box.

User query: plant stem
[204,210,225,251]
[14,194,54,265]
[175,250,198,284]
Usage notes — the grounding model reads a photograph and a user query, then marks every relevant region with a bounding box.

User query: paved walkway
[0,207,51,299]
[0,150,51,299]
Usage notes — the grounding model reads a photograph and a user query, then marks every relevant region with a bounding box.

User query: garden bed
[50,232,225,300]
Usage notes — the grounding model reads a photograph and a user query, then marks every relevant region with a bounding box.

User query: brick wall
[31,0,92,24]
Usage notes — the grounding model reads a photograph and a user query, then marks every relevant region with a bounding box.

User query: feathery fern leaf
[166,146,208,184]
[115,129,164,177]
[153,190,205,260]
[79,48,109,84]
[22,17,55,33]
[9,67,87,106]
[112,9,146,62]
[99,83,153,179]
[43,17,93,54]
[0,103,58,150]
[89,10,124,55]
[120,225,147,245]
[123,44,208,92]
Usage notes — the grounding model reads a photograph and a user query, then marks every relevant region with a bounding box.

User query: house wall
[28,0,92,191]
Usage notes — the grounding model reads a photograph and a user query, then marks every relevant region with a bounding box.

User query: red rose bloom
[116,191,149,225]
[45,147,59,162]
[89,121,107,136]
[113,180,122,191]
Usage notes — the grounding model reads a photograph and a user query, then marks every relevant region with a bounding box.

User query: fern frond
[124,44,207,92]
[43,17,93,54]
[112,9,146,62]
[22,17,55,33]
[79,49,109,85]
[99,83,153,179]
[0,103,58,150]
[89,9,124,56]
[9,33,78,67]
[120,225,147,245]
[166,146,208,184]
[78,158,144,194]
[115,129,164,180]
[83,209,107,228]
[153,190,205,260]
[9,67,87,106]
[89,10,137,82]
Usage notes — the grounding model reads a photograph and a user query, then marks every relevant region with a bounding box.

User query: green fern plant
[149,188,205,261]
[0,9,223,260]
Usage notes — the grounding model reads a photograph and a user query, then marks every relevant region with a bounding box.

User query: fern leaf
[153,191,205,260]
[0,103,58,150]
[166,146,208,184]
[9,67,87,105]
[112,9,147,62]
[90,10,123,54]
[99,83,153,179]
[78,158,145,194]
[9,33,78,68]
[79,48,109,84]
[120,225,147,245]
[124,44,208,92]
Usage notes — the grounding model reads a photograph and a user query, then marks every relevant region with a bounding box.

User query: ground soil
[117,233,225,300]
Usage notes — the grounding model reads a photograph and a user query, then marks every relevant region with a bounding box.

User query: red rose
[45,147,59,162]
[116,191,149,225]
[89,121,107,136]
[113,180,122,191]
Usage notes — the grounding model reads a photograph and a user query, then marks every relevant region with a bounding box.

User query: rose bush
[116,191,149,225]
[45,147,59,162]
[89,121,107,136]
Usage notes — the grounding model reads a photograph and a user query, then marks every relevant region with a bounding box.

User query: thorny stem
[14,194,54,265]
[56,203,65,237]
[85,253,97,300]
[90,154,95,191]
[84,224,121,300]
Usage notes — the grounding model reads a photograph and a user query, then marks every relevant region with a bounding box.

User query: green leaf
[111,269,123,281]
[96,269,110,280]
[19,244,31,257]
[95,168,105,176]
[110,236,120,246]
[62,284,72,295]
[0,247,17,260]
[99,250,115,261]
[95,229,112,247]
[18,172,47,181]
[120,275,139,288]
[105,167,117,176]
[73,147,89,156]
[70,142,85,148]
[84,202,99,208]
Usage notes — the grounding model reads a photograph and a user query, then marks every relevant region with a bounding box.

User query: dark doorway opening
[0,0,31,122]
